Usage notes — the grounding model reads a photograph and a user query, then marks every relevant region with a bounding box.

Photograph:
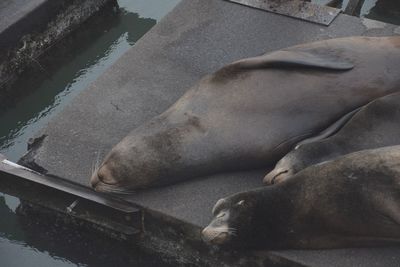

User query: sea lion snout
[202,207,234,245]
[89,171,100,188]
[201,226,230,245]
[263,168,292,185]
[264,155,301,185]
[89,147,141,193]
[91,163,116,185]
[203,197,256,246]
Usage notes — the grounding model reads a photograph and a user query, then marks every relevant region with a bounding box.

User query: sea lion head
[263,152,301,185]
[202,194,257,246]
[89,131,167,193]
[90,143,142,194]
[89,114,199,193]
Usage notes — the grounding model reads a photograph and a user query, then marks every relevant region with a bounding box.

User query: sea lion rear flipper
[236,50,354,71]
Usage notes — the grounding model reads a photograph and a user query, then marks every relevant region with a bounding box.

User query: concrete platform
[19,0,400,266]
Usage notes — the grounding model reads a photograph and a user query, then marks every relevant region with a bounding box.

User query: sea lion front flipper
[235,50,354,71]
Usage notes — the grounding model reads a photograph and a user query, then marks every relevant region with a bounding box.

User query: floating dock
[2,0,400,266]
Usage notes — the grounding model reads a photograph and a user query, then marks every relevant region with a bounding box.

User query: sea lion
[264,91,400,185]
[202,145,400,249]
[90,36,400,192]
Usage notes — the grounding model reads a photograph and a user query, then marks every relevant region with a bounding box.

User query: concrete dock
[8,0,400,266]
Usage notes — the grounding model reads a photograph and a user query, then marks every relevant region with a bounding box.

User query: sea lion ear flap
[237,200,245,206]
[238,50,354,71]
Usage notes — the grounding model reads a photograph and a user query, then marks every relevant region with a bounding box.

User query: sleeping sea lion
[203,145,400,249]
[264,91,400,185]
[90,36,400,192]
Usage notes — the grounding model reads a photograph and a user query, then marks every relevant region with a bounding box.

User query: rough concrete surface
[20,0,400,266]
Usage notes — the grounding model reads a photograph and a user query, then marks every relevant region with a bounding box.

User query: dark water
[361,0,400,25]
[0,195,175,267]
[0,1,179,266]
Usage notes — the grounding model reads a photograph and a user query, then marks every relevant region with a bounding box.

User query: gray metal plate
[227,0,341,26]
[0,154,137,214]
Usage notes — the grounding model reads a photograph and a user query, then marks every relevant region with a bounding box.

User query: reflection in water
[0,1,179,266]
[0,195,23,241]
[0,196,173,267]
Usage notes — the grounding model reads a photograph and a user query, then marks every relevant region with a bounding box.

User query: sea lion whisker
[90,152,101,175]
[96,151,101,165]
[210,226,234,234]
[91,162,97,175]
[109,189,137,195]
[95,151,101,171]
[95,183,136,195]
[90,156,95,173]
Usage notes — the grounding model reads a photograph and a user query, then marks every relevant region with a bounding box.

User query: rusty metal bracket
[227,0,341,26]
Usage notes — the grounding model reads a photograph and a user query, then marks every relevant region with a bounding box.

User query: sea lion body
[91,36,400,192]
[203,146,400,249]
[264,91,400,184]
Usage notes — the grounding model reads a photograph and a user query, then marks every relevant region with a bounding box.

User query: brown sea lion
[90,36,400,192]
[202,145,400,249]
[264,91,400,185]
